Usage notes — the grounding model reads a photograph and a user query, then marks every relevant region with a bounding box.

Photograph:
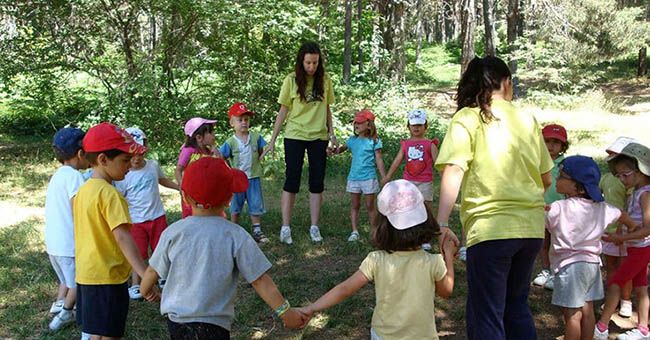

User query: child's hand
[441,237,458,259]
[326,146,335,156]
[603,232,624,245]
[281,308,310,329]
[261,143,275,159]
[143,285,161,302]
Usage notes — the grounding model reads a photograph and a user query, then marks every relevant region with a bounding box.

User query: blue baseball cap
[560,155,604,202]
[52,127,85,155]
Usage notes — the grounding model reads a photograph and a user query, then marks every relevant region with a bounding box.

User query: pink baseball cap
[377,179,428,230]
[184,117,216,137]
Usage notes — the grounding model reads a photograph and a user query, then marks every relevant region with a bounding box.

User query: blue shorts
[230,177,265,216]
[76,282,129,337]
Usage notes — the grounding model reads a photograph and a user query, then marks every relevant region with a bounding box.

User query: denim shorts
[230,177,265,216]
[552,261,604,308]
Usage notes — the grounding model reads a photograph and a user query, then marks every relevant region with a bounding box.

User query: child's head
[181,157,248,213]
[294,41,325,102]
[455,56,512,122]
[352,109,377,139]
[406,109,428,138]
[184,117,216,150]
[83,122,146,181]
[52,127,88,168]
[542,124,569,159]
[556,156,604,202]
[372,180,440,252]
[228,102,254,134]
[608,142,650,189]
[605,136,640,158]
[125,127,147,169]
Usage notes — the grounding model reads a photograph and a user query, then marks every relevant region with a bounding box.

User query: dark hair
[184,123,214,149]
[455,56,512,123]
[53,146,82,164]
[560,141,570,155]
[371,209,440,252]
[295,41,325,102]
[85,149,126,166]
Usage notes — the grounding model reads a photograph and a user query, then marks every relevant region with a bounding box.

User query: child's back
[45,165,85,257]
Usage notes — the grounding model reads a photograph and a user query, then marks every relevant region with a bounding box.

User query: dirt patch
[0,201,43,229]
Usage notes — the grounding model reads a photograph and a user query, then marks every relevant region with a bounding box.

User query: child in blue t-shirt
[219,102,269,243]
[332,109,386,242]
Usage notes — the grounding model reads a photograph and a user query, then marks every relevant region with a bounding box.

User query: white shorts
[346,179,380,194]
[410,180,434,201]
[602,240,627,257]
[49,255,76,288]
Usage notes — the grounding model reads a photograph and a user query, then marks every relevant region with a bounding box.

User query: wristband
[438,222,449,228]
[274,300,290,317]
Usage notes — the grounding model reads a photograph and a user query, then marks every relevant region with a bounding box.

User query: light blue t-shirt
[347,136,382,181]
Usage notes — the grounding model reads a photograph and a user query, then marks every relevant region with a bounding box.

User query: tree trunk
[452,0,462,40]
[483,0,496,56]
[343,0,353,84]
[356,0,363,73]
[391,1,406,82]
[507,0,520,96]
[639,47,648,77]
[415,0,424,65]
[460,0,476,75]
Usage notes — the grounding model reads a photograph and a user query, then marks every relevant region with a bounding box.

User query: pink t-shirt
[401,139,435,182]
[177,146,200,167]
[546,197,621,273]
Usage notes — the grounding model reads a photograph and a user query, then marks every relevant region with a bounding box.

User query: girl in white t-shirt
[297,180,455,339]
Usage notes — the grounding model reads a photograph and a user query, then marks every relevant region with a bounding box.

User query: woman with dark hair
[435,56,554,339]
[263,41,337,245]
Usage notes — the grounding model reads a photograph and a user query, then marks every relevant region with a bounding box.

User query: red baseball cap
[83,122,146,154]
[353,109,375,123]
[228,102,254,119]
[181,157,248,209]
[542,124,567,143]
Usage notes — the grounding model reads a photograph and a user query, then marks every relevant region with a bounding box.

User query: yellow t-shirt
[74,178,132,284]
[435,99,554,247]
[277,72,335,141]
[359,250,447,340]
[600,173,628,233]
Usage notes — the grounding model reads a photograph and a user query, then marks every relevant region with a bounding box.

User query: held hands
[602,232,625,245]
[281,307,311,329]
[439,226,460,252]
[143,285,161,302]
[261,140,275,159]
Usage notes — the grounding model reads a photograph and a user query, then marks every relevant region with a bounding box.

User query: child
[383,109,439,249]
[332,109,386,242]
[600,136,639,317]
[175,117,217,218]
[44,127,88,331]
[296,180,455,339]
[596,142,650,340]
[545,156,636,340]
[140,157,307,338]
[114,127,179,300]
[533,123,570,290]
[219,102,269,243]
[74,122,159,339]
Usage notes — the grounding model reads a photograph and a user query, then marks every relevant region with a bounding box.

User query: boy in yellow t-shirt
[73,122,160,339]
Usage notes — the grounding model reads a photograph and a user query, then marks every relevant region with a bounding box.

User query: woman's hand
[439,227,460,253]
[329,134,339,149]
[261,140,275,159]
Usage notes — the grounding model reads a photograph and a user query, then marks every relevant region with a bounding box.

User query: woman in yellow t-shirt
[262,41,337,245]
[435,56,554,340]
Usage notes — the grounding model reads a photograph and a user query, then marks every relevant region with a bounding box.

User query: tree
[483,0,497,56]
[343,0,353,83]
[460,0,477,74]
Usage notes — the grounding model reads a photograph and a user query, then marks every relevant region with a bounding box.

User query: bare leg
[580,302,595,340]
[309,192,322,226]
[231,213,239,224]
[622,280,633,301]
[563,307,582,340]
[131,271,140,285]
[350,193,361,232]
[636,286,649,328]
[599,283,622,325]
[542,230,551,269]
[56,283,67,301]
[63,287,77,310]
[251,215,261,225]
[365,194,377,230]
[281,191,296,226]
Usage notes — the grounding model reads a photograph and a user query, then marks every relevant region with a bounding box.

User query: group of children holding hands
[44,98,650,339]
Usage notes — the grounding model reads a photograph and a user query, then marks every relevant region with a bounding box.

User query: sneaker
[252,229,269,243]
[280,226,293,245]
[617,328,650,340]
[309,225,323,242]
[49,309,75,331]
[594,326,609,340]
[459,246,467,262]
[619,299,633,318]
[543,275,554,290]
[422,243,432,251]
[532,269,551,286]
[49,299,64,313]
[81,332,91,340]
[128,285,142,300]
[347,231,359,242]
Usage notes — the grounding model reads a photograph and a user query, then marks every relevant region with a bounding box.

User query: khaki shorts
[410,180,433,201]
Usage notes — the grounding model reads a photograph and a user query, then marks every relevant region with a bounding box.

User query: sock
[282,225,290,229]
[59,308,73,318]
[596,321,608,332]
[253,224,261,233]
[310,224,319,229]
[639,325,649,335]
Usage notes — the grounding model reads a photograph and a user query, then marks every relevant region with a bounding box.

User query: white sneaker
[81,332,91,340]
[347,231,359,242]
[422,243,432,251]
[309,225,323,242]
[280,226,293,245]
[49,309,75,331]
[594,326,609,340]
[617,328,650,340]
[543,275,554,290]
[49,299,64,313]
[532,269,551,286]
[619,299,633,318]
[128,285,142,300]
[459,246,467,262]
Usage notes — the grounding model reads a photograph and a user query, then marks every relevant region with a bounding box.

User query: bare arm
[251,273,307,329]
[382,145,405,186]
[261,105,289,158]
[607,194,650,242]
[301,270,369,314]
[436,238,457,298]
[436,164,464,246]
[112,225,148,278]
[139,266,161,301]
[174,165,184,187]
[159,177,179,191]
[541,171,552,192]
[375,149,387,180]
[326,105,338,148]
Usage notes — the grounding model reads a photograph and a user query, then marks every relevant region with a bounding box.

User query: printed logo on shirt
[406,144,426,176]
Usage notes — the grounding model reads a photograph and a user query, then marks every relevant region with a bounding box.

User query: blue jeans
[466,238,542,340]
